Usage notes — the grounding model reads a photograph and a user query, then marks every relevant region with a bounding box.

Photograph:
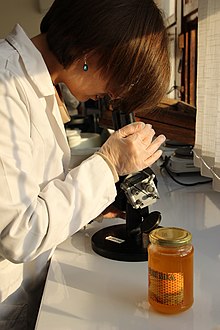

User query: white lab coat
[0,25,116,328]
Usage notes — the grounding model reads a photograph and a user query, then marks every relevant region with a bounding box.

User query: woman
[0,0,170,328]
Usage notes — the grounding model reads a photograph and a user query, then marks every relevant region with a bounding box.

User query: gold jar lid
[149,227,192,246]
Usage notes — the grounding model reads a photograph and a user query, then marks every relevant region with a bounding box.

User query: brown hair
[41,0,170,112]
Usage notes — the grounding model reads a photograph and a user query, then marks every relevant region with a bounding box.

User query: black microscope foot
[91,224,149,262]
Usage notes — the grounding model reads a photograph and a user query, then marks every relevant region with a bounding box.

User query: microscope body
[91,104,162,261]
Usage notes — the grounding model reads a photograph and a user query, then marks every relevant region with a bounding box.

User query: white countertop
[35,166,220,330]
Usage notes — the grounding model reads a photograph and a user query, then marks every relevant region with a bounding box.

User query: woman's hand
[102,205,126,219]
[97,122,165,176]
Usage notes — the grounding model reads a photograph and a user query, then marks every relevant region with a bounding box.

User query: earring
[83,58,88,71]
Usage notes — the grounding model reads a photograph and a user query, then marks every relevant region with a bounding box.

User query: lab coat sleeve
[0,71,117,264]
[37,154,117,252]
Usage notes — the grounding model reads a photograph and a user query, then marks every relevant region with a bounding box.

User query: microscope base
[91,224,149,262]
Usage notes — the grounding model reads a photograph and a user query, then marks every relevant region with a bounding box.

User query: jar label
[148,267,184,305]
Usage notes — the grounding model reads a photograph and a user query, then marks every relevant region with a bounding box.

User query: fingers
[118,122,145,138]
[136,125,165,148]
[118,123,164,150]
[141,126,155,146]
[144,149,163,167]
[144,134,166,161]
[120,123,155,150]
[153,134,166,146]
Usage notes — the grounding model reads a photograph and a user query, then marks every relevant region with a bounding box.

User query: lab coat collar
[6,24,54,97]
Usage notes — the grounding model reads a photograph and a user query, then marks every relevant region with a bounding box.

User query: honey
[148,227,194,314]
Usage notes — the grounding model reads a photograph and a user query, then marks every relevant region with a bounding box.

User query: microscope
[92,101,162,261]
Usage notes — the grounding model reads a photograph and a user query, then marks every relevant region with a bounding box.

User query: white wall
[0,0,53,38]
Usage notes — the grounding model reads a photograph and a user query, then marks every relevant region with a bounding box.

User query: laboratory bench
[35,165,220,330]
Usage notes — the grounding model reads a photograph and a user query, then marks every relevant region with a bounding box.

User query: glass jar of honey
[148,227,193,314]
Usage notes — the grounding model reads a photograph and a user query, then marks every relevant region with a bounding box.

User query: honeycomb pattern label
[148,267,184,305]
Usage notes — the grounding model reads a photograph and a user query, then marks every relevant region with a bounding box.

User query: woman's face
[57,54,113,102]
